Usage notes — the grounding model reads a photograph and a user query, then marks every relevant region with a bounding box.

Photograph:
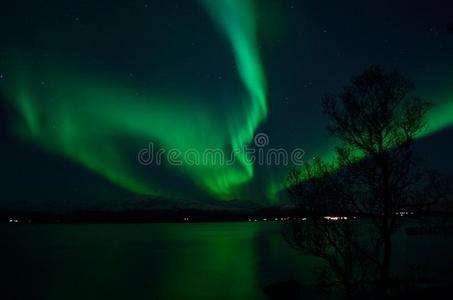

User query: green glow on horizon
[420,93,453,138]
[267,92,453,200]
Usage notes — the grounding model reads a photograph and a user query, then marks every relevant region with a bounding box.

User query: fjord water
[1,223,318,300]
[1,222,452,300]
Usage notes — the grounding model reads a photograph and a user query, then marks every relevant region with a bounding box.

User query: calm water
[1,222,452,300]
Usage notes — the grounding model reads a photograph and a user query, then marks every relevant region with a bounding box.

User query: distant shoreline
[1,210,451,224]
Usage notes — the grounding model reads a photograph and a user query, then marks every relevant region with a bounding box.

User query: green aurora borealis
[0,0,452,206]
[2,0,269,201]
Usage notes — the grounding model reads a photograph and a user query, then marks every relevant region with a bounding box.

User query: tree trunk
[379,155,392,298]
[379,231,392,298]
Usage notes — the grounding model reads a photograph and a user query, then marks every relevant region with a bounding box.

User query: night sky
[1,0,452,210]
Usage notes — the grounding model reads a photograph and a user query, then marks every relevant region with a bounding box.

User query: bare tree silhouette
[286,66,452,298]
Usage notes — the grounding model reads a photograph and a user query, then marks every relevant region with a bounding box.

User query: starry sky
[0,0,452,210]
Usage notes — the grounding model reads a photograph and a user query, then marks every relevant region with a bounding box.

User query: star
[303,81,313,88]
